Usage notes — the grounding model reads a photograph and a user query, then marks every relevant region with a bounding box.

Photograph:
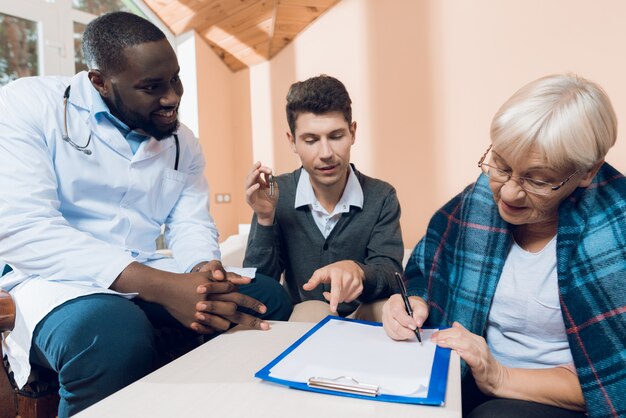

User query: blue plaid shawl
[406,163,626,418]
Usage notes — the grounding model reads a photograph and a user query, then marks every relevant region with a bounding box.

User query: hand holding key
[245,161,279,226]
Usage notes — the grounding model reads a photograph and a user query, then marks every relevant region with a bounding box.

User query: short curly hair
[82,11,166,74]
[286,75,352,136]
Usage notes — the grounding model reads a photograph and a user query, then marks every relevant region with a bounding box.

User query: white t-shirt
[486,236,574,368]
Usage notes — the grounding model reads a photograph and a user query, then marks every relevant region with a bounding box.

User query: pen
[268,174,275,197]
[394,272,422,344]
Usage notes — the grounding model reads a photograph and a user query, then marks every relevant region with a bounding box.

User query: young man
[244,75,404,321]
[0,12,290,417]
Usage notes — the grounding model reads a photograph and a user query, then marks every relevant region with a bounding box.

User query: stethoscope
[62,85,180,170]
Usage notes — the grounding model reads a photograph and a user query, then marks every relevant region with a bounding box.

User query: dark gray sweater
[243,166,404,316]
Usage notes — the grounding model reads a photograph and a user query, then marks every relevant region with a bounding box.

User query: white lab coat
[0,72,221,388]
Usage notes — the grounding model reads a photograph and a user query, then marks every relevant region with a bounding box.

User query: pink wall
[231,69,254,230]
[195,0,626,247]
[194,33,239,239]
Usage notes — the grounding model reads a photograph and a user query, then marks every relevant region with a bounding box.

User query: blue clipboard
[255,316,451,406]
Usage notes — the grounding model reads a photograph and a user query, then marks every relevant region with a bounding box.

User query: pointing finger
[302,269,328,291]
[328,273,343,314]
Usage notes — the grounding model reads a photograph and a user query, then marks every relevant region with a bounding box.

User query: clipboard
[255,316,451,406]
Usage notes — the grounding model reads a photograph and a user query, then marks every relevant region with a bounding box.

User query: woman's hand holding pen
[245,161,278,226]
[382,294,429,341]
[431,322,506,397]
[383,295,508,398]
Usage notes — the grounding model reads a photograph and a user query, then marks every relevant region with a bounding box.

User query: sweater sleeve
[242,213,284,281]
[357,187,404,302]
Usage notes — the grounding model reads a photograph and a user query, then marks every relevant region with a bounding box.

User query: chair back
[0,291,16,332]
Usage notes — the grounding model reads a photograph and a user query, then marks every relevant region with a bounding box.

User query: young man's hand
[245,161,278,226]
[302,260,364,313]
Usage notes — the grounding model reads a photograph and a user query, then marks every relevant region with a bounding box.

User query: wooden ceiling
[143,0,341,72]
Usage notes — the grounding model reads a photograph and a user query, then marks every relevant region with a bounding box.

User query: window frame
[0,0,174,79]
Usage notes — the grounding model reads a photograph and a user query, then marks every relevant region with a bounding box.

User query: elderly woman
[383,74,625,418]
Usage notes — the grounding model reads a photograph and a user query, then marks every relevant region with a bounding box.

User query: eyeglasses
[477,145,579,196]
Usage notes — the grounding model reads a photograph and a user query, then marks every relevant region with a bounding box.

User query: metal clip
[307,376,380,397]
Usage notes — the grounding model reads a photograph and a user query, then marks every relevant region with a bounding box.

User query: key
[268,174,275,197]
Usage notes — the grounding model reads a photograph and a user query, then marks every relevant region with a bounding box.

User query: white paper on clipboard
[267,319,438,397]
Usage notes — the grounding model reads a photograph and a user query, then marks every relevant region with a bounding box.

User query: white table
[76,322,462,418]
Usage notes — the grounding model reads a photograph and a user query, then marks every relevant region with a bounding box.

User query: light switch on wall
[215,193,231,203]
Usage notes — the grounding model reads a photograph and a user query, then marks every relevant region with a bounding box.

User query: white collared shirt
[294,167,364,238]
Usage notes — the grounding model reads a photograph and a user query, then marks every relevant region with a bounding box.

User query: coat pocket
[154,168,188,222]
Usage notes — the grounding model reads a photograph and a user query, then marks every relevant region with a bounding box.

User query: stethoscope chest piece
[62,133,92,155]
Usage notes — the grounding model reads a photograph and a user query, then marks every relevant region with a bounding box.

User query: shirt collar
[91,87,110,118]
[91,88,148,140]
[295,166,364,212]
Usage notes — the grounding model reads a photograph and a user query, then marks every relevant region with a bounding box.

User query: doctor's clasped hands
[111,260,269,335]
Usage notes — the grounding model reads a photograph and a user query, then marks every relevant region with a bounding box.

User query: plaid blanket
[406,162,626,418]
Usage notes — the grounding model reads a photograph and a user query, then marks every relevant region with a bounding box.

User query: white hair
[490,74,617,170]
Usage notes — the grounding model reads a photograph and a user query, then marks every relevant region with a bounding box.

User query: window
[0,13,39,86]
[72,0,145,16]
[0,0,169,87]
[73,21,88,74]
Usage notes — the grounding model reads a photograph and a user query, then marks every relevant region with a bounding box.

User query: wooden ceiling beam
[215,23,271,56]
[207,43,248,71]
[197,1,274,37]
[143,0,340,71]
[279,0,338,6]
[165,0,260,35]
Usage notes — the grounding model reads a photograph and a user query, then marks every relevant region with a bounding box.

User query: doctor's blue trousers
[28,274,292,418]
